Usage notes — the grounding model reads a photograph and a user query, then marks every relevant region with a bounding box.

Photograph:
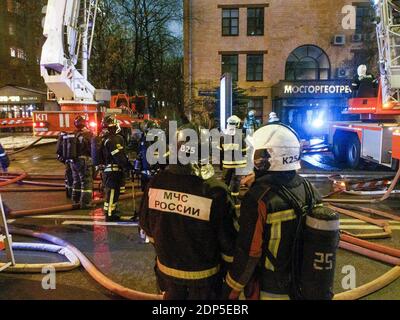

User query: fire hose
[2,172,400,300]
[0,172,27,187]
[6,137,44,156]
[324,165,400,204]
[0,242,80,273]
[333,233,400,300]
[5,224,399,301]
[7,192,144,218]
[328,204,392,239]
[8,226,163,300]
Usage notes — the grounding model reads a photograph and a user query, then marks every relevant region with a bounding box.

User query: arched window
[285,45,331,80]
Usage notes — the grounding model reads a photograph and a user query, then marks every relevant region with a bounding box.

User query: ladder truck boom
[35,0,149,139]
[375,0,400,107]
[40,0,98,103]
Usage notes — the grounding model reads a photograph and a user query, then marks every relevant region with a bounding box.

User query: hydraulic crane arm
[40,0,98,104]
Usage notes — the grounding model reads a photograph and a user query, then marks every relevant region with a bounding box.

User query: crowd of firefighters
[52,110,340,301]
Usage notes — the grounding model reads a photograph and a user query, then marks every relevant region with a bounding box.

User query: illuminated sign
[220,73,232,131]
[0,96,40,103]
[274,80,353,98]
[220,77,226,130]
[0,96,21,102]
[284,85,352,95]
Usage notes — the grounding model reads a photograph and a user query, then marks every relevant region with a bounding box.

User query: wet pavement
[1,143,400,300]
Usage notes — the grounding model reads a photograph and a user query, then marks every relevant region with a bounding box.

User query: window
[247,8,264,36]
[222,8,239,36]
[247,54,264,81]
[356,4,373,34]
[10,47,16,58]
[285,45,331,80]
[222,55,239,81]
[17,49,26,60]
[10,47,26,60]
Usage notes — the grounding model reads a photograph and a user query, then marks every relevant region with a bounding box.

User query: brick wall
[184,0,371,123]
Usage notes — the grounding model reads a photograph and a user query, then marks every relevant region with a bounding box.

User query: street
[0,142,399,300]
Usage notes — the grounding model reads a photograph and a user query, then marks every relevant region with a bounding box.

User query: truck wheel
[333,136,347,163]
[346,134,361,169]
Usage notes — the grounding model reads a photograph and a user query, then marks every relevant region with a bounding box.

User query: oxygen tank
[300,205,340,300]
[91,136,104,166]
[56,133,65,162]
[63,134,77,160]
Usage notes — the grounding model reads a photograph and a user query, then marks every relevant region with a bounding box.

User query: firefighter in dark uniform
[101,116,132,222]
[0,143,10,172]
[220,115,248,202]
[137,120,164,191]
[243,109,261,136]
[140,123,237,300]
[223,123,339,300]
[56,132,74,198]
[69,116,94,209]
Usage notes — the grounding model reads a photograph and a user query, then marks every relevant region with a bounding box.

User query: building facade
[184,0,373,131]
[0,0,46,89]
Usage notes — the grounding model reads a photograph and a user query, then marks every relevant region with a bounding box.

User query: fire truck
[34,0,149,139]
[328,0,400,169]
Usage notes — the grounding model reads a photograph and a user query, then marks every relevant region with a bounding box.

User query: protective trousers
[65,163,73,199]
[70,157,93,208]
[155,267,218,300]
[103,170,124,219]
[223,168,242,197]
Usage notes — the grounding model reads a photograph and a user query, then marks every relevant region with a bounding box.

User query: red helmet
[74,116,87,130]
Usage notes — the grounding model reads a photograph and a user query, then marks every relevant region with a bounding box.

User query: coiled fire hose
[8,226,163,300]
[0,242,80,273]
[324,166,400,204]
[2,171,400,300]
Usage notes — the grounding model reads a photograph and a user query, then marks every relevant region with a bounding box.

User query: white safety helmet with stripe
[357,64,367,78]
[251,123,301,172]
[226,115,241,135]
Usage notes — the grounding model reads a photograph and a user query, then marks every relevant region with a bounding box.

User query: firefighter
[268,112,280,124]
[68,116,94,209]
[220,115,248,202]
[101,116,132,222]
[137,120,164,191]
[352,64,378,98]
[56,132,73,198]
[139,122,237,300]
[0,143,10,172]
[243,109,261,135]
[223,123,339,300]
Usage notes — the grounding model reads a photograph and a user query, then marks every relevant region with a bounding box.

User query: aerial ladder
[35,0,148,138]
[41,0,99,106]
[329,0,400,169]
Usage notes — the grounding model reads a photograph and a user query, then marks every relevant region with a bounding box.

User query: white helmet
[226,115,241,135]
[357,64,367,78]
[251,124,301,172]
[268,112,280,123]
